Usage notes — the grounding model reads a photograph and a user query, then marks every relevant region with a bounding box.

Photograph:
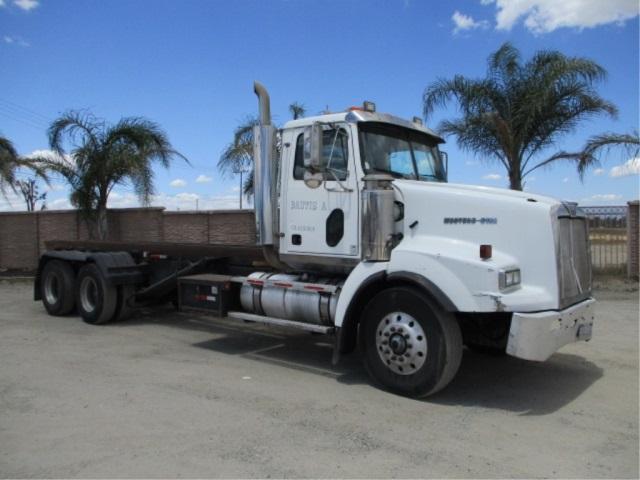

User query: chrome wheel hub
[44,273,59,305]
[375,311,427,375]
[80,277,98,313]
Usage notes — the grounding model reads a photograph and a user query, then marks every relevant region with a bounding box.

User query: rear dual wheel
[76,264,117,325]
[76,264,135,324]
[360,286,463,398]
[41,260,76,316]
[41,260,136,324]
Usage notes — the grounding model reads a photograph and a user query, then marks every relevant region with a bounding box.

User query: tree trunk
[508,163,523,191]
[96,200,108,240]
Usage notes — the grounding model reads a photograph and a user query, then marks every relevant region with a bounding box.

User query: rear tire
[41,260,76,316]
[360,286,463,398]
[76,263,117,325]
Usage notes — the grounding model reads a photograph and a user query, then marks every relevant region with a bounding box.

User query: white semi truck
[34,82,595,397]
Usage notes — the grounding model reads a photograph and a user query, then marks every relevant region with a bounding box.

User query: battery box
[177,274,238,316]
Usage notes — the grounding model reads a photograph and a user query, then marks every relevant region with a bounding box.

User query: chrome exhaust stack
[252,82,276,247]
[252,81,287,269]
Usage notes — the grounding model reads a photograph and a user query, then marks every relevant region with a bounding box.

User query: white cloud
[482,173,502,180]
[1,188,243,213]
[170,178,187,188]
[452,11,489,33]
[562,177,570,183]
[480,0,494,4]
[0,190,24,211]
[593,168,605,176]
[47,197,72,210]
[589,193,622,202]
[489,0,639,34]
[581,193,622,203]
[152,193,240,211]
[44,183,66,192]
[195,174,212,184]
[13,0,38,11]
[610,157,640,178]
[0,0,5,7]
[3,35,29,47]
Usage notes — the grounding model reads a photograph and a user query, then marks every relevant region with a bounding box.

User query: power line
[0,97,51,123]
[0,108,48,131]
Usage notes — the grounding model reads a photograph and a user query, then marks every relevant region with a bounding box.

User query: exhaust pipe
[252,81,288,270]
[254,81,271,126]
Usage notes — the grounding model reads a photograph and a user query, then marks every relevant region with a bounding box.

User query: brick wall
[0,212,39,270]
[0,208,256,272]
[628,201,639,279]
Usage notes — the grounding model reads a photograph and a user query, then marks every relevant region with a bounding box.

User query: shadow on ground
[118,305,603,415]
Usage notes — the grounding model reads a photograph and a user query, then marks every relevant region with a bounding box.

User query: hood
[390,179,562,310]
[393,180,560,207]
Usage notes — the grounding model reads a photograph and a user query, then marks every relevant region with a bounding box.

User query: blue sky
[1,0,638,211]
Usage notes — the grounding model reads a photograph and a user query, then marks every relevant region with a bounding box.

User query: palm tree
[218,102,306,203]
[41,111,186,239]
[575,131,640,177]
[289,102,306,120]
[217,116,258,199]
[423,43,617,190]
[0,135,19,196]
[1,135,49,203]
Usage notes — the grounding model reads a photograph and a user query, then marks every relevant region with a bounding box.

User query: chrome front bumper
[506,298,596,361]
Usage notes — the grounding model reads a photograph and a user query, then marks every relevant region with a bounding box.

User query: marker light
[499,268,522,290]
[480,244,492,260]
[363,101,376,112]
[412,116,423,125]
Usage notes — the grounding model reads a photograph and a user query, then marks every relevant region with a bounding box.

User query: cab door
[280,123,359,259]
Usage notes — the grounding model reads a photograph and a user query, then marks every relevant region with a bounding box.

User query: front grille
[556,204,592,309]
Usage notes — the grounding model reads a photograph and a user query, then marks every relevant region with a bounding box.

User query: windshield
[358,122,445,181]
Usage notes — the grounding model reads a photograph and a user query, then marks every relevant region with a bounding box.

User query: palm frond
[289,102,306,120]
[422,41,617,189]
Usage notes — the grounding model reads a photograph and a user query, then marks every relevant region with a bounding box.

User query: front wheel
[360,286,463,398]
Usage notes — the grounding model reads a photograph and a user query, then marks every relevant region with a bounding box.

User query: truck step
[226,311,335,334]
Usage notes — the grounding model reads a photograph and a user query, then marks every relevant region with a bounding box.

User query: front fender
[334,261,388,327]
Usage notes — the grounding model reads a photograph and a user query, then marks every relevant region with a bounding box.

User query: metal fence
[581,205,628,274]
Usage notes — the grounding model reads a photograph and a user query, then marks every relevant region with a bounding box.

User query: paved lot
[0,280,638,478]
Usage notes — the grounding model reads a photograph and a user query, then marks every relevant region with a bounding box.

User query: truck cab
[278,108,445,269]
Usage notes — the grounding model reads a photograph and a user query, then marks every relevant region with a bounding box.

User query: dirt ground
[0,279,638,478]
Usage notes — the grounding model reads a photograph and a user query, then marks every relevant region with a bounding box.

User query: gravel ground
[0,280,637,478]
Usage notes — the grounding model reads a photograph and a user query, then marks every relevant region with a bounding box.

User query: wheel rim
[80,276,98,313]
[375,311,427,375]
[43,273,59,305]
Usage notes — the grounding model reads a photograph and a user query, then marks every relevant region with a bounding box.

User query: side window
[294,129,349,181]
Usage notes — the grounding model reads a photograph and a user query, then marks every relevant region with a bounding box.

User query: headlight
[499,268,521,290]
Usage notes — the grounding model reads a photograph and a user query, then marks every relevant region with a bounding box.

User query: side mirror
[440,150,449,182]
[303,122,324,188]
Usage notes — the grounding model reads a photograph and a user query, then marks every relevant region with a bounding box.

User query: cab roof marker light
[412,116,423,125]
[363,101,376,112]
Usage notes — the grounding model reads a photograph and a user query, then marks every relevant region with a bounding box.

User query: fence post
[628,200,639,279]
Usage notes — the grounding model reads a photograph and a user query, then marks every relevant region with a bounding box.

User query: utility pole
[233,165,249,209]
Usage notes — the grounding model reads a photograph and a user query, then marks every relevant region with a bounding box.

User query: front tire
[360,286,463,398]
[76,263,117,325]
[41,260,76,315]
